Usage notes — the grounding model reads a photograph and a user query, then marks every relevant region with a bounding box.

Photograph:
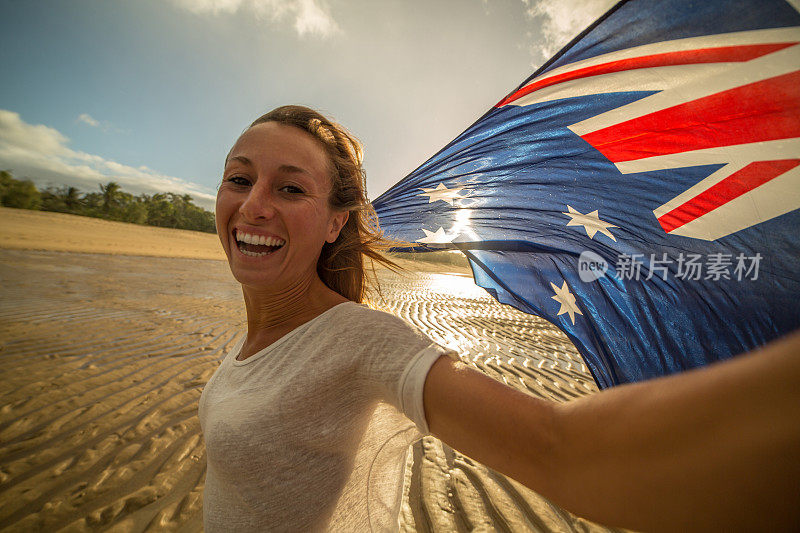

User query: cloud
[171,0,340,38]
[76,112,127,134]
[0,110,216,209]
[77,113,100,128]
[522,0,617,65]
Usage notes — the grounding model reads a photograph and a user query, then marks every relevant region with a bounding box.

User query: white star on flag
[417,227,457,244]
[550,280,583,325]
[563,205,617,241]
[418,183,465,205]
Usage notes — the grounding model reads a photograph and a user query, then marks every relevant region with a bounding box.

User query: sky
[0,0,615,210]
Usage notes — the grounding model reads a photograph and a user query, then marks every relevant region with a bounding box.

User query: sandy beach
[0,207,617,532]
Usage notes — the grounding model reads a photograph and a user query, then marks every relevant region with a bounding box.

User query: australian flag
[373,0,800,388]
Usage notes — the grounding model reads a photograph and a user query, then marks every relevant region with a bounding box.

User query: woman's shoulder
[331,301,405,322]
[326,301,425,339]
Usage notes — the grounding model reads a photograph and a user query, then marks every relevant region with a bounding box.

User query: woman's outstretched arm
[422,330,800,532]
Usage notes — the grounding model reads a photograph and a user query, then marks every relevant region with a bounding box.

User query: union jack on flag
[373,0,800,388]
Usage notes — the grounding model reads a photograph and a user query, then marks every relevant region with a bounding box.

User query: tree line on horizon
[0,170,216,233]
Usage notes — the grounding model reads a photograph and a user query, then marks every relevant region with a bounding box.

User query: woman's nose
[238,186,276,222]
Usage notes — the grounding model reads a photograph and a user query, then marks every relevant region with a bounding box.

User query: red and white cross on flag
[501,27,800,241]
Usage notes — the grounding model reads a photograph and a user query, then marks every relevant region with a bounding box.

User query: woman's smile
[233,228,286,258]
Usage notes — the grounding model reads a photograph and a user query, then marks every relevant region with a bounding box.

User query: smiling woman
[199,105,460,531]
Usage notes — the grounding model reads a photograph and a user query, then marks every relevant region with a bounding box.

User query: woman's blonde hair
[249,105,398,302]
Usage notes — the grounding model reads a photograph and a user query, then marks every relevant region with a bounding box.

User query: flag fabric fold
[373,0,800,388]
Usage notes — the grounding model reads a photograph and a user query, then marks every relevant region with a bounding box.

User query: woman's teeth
[240,248,269,257]
[235,231,285,257]
[236,232,285,246]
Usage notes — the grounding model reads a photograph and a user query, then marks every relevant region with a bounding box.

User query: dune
[0,210,613,532]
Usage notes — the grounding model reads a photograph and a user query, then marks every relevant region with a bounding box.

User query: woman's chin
[230,268,280,289]
[225,248,276,283]
[229,254,305,291]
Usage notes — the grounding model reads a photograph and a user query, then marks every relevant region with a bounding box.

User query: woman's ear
[326,211,349,243]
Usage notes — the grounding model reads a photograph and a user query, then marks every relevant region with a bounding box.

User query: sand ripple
[0,250,618,532]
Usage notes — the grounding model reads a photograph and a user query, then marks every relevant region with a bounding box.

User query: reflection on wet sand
[0,249,616,532]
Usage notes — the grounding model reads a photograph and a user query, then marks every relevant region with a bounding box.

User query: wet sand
[0,209,618,532]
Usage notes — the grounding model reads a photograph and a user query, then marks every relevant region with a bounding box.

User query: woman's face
[216,122,348,289]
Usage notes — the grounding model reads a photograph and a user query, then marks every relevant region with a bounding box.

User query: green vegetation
[0,170,216,233]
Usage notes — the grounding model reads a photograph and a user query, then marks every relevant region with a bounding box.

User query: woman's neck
[238,272,347,358]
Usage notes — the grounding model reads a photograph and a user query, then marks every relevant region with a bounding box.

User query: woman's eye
[281,185,304,194]
[226,176,251,186]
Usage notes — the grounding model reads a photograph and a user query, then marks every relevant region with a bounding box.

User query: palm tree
[100,181,121,213]
[63,186,81,211]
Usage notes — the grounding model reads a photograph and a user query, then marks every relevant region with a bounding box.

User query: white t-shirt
[198,301,455,532]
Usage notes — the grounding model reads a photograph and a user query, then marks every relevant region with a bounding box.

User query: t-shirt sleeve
[343,305,458,434]
[396,344,454,434]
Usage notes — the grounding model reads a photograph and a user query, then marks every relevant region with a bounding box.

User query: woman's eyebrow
[277,164,310,175]
[224,156,308,175]
[225,155,251,167]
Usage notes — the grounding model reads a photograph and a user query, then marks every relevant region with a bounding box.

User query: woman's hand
[423,331,800,532]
